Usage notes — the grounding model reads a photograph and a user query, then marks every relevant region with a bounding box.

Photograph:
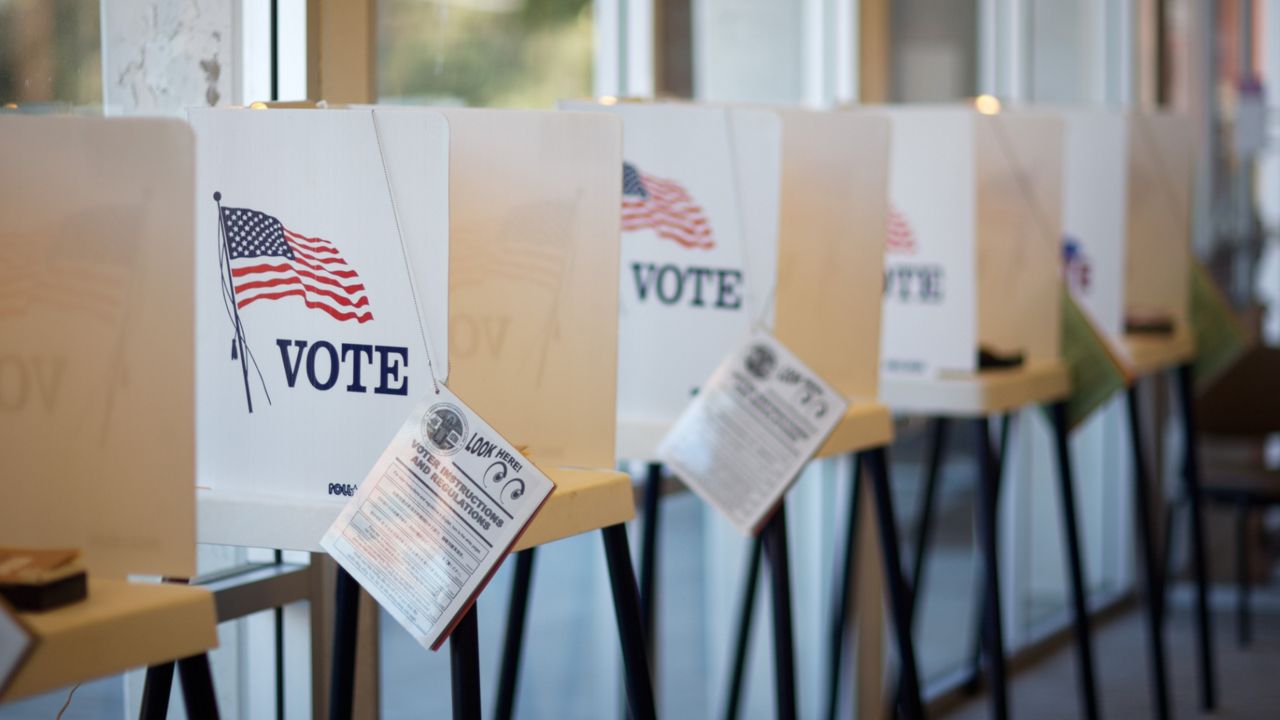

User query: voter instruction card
[658,331,848,535]
[321,384,554,650]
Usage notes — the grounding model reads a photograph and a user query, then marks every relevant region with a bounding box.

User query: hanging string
[370,109,442,395]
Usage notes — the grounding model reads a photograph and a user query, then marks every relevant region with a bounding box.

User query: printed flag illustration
[1062,237,1092,293]
[886,204,917,255]
[621,162,714,250]
[220,204,373,324]
[214,193,375,413]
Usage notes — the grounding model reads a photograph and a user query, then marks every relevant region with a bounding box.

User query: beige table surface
[513,466,636,552]
[880,360,1071,417]
[1121,332,1195,380]
[816,402,895,458]
[2,579,218,702]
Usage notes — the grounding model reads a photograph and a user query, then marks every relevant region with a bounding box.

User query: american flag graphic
[621,162,714,250]
[1062,237,1091,292]
[886,205,917,255]
[222,206,373,323]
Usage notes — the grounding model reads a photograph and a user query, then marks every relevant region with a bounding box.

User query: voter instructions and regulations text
[658,330,848,535]
[322,385,554,650]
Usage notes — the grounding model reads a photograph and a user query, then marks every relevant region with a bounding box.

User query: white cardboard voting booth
[770,108,894,454]
[0,116,219,702]
[1058,109,1130,343]
[867,106,1064,386]
[561,101,782,461]
[1123,112,1196,367]
[0,116,199,579]
[1058,110,1195,371]
[190,108,451,551]
[193,107,624,552]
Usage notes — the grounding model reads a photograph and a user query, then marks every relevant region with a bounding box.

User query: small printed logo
[213,192,376,414]
[622,162,715,250]
[421,403,468,455]
[744,344,777,380]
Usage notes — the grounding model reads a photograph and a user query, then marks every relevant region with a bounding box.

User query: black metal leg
[866,447,926,720]
[601,524,658,720]
[762,503,798,720]
[968,413,1013,691]
[1236,500,1252,647]
[329,566,360,720]
[825,457,863,720]
[972,417,1009,720]
[450,605,482,720]
[494,548,537,720]
[723,535,764,720]
[1174,363,1218,711]
[639,462,663,668]
[176,653,220,720]
[1049,401,1101,720]
[139,662,176,720]
[1127,384,1172,720]
[892,418,948,711]
[909,418,949,621]
[274,549,285,720]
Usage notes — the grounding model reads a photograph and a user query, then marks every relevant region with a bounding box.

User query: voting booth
[850,105,1076,720]
[561,100,782,461]
[1059,109,1195,373]
[1061,109,1210,717]
[1130,111,1196,372]
[190,107,631,552]
[771,108,894,454]
[190,107,451,552]
[865,105,1068,411]
[0,116,218,705]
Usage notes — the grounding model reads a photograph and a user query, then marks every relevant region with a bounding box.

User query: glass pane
[378,0,593,108]
[0,0,102,110]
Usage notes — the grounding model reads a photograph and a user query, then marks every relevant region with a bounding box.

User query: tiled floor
[944,587,1280,720]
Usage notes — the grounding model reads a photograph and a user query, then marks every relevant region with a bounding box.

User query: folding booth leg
[910,418,949,617]
[176,653,221,720]
[1236,500,1252,647]
[1049,401,1101,720]
[825,457,863,720]
[450,606,482,720]
[971,417,1009,720]
[1126,384,1172,720]
[762,502,798,720]
[865,447,926,720]
[601,524,658,720]
[638,462,664,667]
[1174,363,1218,711]
[967,415,1011,692]
[723,535,764,720]
[894,418,947,712]
[139,662,176,720]
[329,566,360,720]
[494,548,537,720]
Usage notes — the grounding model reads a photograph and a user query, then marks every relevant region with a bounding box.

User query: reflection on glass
[378,0,592,108]
[0,0,102,109]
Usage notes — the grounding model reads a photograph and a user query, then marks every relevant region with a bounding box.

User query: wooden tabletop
[514,466,635,551]
[816,402,895,458]
[880,360,1071,417]
[2,579,218,702]
[1121,332,1194,380]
